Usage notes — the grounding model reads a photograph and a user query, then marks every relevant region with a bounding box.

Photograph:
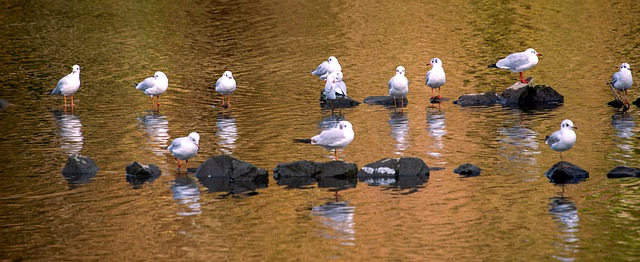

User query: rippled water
[1,0,640,261]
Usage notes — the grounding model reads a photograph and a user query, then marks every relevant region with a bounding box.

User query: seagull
[50,64,81,108]
[488,48,542,84]
[609,63,633,107]
[545,119,577,161]
[294,120,354,160]
[311,56,342,80]
[215,71,236,107]
[168,132,200,171]
[323,71,347,101]
[388,66,409,110]
[135,71,168,111]
[425,58,446,98]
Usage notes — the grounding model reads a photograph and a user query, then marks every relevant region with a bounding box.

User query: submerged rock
[357,157,429,189]
[454,81,564,108]
[126,162,161,186]
[363,96,409,107]
[62,154,99,184]
[454,163,482,177]
[195,155,269,194]
[273,160,358,189]
[453,91,502,107]
[607,166,640,178]
[319,90,361,108]
[545,161,589,184]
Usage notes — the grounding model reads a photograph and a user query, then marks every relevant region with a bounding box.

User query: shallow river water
[1,0,639,261]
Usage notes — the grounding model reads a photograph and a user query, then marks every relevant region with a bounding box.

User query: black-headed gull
[388,66,409,110]
[323,71,347,101]
[609,63,633,106]
[216,71,236,107]
[135,71,168,111]
[312,56,342,80]
[294,120,354,160]
[489,48,542,84]
[50,65,81,108]
[545,119,577,161]
[425,58,446,98]
[168,132,200,170]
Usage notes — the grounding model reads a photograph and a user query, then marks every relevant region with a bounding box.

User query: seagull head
[527,48,542,57]
[335,71,344,82]
[72,64,80,74]
[620,63,632,71]
[396,66,406,75]
[154,71,167,80]
[188,132,200,147]
[560,119,577,130]
[328,56,338,64]
[338,121,352,130]
[223,71,233,79]
[427,58,442,67]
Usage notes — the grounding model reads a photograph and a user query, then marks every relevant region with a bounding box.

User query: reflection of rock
[545,162,589,184]
[549,196,580,261]
[273,160,358,190]
[172,176,201,216]
[195,155,268,194]
[215,114,238,155]
[125,162,161,186]
[311,201,356,245]
[53,110,84,155]
[62,154,99,184]
[389,112,409,155]
[138,113,170,157]
[607,166,640,178]
[454,163,482,177]
[357,157,429,189]
[363,96,408,107]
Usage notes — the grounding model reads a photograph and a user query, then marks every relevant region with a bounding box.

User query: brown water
[1,0,639,261]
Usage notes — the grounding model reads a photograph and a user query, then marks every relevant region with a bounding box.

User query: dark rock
[319,90,361,108]
[195,155,269,194]
[608,99,625,109]
[357,157,429,189]
[501,84,564,108]
[453,91,502,106]
[454,163,482,177]
[273,160,358,189]
[363,96,409,107]
[0,99,9,112]
[607,166,640,178]
[545,161,589,184]
[126,162,161,186]
[633,98,640,107]
[429,97,450,104]
[62,154,99,184]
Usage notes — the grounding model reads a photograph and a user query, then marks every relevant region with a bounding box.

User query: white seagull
[168,132,200,171]
[388,66,409,110]
[323,71,347,101]
[135,71,168,111]
[294,120,354,160]
[311,56,342,80]
[215,71,237,107]
[609,63,633,106]
[51,64,81,108]
[545,119,577,161]
[489,48,542,84]
[425,58,446,98]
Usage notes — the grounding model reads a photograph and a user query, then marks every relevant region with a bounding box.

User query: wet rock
[195,155,269,194]
[453,91,502,106]
[357,157,429,189]
[429,97,450,104]
[363,96,409,107]
[545,161,589,184]
[125,162,161,186]
[633,98,640,107]
[607,166,640,178]
[319,90,361,108]
[273,160,358,189]
[62,154,99,184]
[501,83,564,108]
[608,99,625,109]
[454,163,482,177]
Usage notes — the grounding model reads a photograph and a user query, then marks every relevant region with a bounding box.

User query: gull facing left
[168,132,200,171]
[609,63,633,107]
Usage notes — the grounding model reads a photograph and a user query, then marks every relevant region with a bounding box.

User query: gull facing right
[488,48,542,84]
[51,64,81,108]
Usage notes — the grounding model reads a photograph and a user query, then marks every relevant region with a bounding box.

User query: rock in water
[319,90,361,108]
[357,157,429,189]
[501,84,564,108]
[453,163,481,177]
[62,154,99,184]
[607,166,640,178]
[453,91,502,106]
[126,162,161,185]
[363,96,409,106]
[544,161,589,184]
[195,155,269,194]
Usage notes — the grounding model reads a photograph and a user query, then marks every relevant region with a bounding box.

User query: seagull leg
[151,96,155,111]
[624,90,629,107]
[438,88,442,99]
[156,96,161,111]
[227,94,231,108]
[334,149,338,161]
[175,157,181,170]
[70,95,75,107]
[185,159,189,172]
[560,153,563,162]
[64,96,68,107]
[401,97,405,112]
[431,88,434,98]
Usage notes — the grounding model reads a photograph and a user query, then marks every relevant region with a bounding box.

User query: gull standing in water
[425,58,446,98]
[51,64,81,108]
[294,121,354,160]
[609,63,633,107]
[312,56,342,81]
[488,48,542,84]
[168,132,200,171]
[545,119,577,161]
[216,71,236,107]
[388,66,409,111]
[135,71,168,111]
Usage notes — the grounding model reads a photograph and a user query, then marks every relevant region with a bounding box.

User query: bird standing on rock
[609,63,633,107]
[489,48,542,84]
[545,119,577,161]
[312,56,342,81]
[425,58,446,99]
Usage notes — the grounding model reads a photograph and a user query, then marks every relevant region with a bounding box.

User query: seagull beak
[426,63,431,66]
[537,53,543,57]
[572,126,578,130]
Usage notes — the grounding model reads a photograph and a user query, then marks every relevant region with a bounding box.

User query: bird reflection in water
[426,107,446,159]
[497,122,540,166]
[215,113,238,155]
[171,174,202,216]
[389,111,409,155]
[311,201,356,246]
[52,110,84,155]
[549,185,580,262]
[611,113,636,162]
[138,112,170,157]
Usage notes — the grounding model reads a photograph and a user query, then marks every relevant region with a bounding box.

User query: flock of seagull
[49,47,633,169]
